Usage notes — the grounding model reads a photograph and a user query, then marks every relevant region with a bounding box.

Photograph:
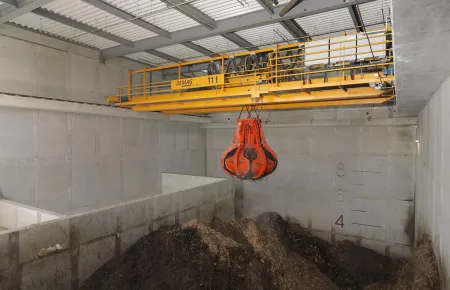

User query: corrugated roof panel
[104,0,199,32]
[125,52,172,65]
[295,8,355,38]
[74,33,120,49]
[312,29,358,41]
[11,12,118,49]
[236,23,294,47]
[187,55,207,62]
[191,0,262,21]
[192,35,242,54]
[42,0,156,41]
[359,0,391,27]
[275,0,292,5]
[105,22,157,41]
[156,44,205,60]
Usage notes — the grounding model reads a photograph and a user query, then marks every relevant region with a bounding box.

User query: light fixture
[416,140,420,143]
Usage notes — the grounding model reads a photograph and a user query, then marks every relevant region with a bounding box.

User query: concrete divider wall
[0,177,234,290]
[0,199,66,231]
[416,74,450,289]
[205,107,417,259]
[0,105,206,216]
[162,173,222,194]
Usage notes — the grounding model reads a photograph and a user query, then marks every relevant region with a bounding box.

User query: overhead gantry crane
[107,26,394,115]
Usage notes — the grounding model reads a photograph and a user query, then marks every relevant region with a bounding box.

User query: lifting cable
[354,0,386,86]
[354,0,395,109]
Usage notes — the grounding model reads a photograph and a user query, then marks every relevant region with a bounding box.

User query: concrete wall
[0,101,206,215]
[416,74,450,288]
[0,199,65,231]
[0,176,234,290]
[0,25,146,104]
[162,173,223,194]
[206,107,417,258]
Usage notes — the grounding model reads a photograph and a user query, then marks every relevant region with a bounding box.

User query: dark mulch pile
[80,212,440,290]
[364,234,440,290]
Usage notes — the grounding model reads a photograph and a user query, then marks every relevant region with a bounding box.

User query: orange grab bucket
[221,117,278,180]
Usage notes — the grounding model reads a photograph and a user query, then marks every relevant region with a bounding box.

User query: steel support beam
[32,8,133,47]
[160,0,216,30]
[121,56,156,67]
[0,0,54,24]
[348,5,365,32]
[112,74,394,105]
[182,42,218,57]
[145,49,180,63]
[222,32,259,51]
[80,0,171,38]
[162,97,393,114]
[101,0,377,58]
[280,19,310,41]
[279,0,304,17]
[130,88,384,111]
[255,0,274,15]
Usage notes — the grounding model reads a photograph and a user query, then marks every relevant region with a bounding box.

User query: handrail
[110,26,393,102]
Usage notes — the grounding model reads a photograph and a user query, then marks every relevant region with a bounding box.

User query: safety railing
[109,26,393,104]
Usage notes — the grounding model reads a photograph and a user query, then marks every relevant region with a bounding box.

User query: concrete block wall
[416,74,450,288]
[0,199,65,231]
[162,173,221,194]
[206,107,417,258]
[0,177,234,290]
[0,25,147,105]
[0,105,206,215]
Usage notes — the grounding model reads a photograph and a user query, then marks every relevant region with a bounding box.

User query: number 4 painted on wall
[335,215,344,228]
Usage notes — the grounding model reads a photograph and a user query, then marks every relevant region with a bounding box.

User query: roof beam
[0,0,54,24]
[32,8,133,47]
[145,49,180,63]
[80,0,171,38]
[101,0,378,58]
[279,0,304,17]
[280,19,310,41]
[182,42,219,57]
[222,32,258,51]
[255,0,274,15]
[348,5,365,32]
[160,0,216,30]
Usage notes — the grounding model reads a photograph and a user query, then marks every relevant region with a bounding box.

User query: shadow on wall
[405,206,415,246]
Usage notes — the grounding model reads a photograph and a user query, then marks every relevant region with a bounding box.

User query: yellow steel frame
[107,26,394,114]
[162,97,395,115]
